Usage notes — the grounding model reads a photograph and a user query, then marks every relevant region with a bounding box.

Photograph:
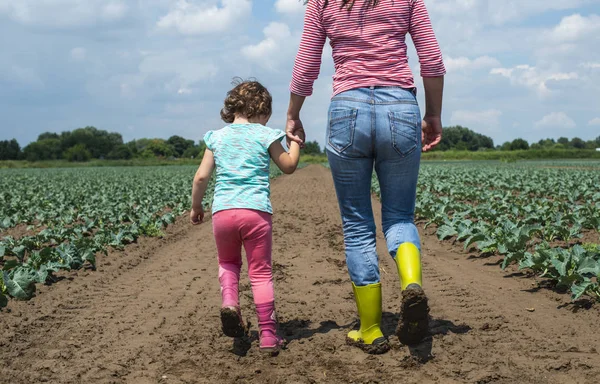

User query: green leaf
[81,249,96,269]
[2,259,20,271]
[0,292,7,308]
[0,245,5,258]
[3,268,36,300]
[464,233,486,250]
[498,243,509,255]
[551,254,569,277]
[571,281,592,301]
[577,258,600,277]
[437,225,458,240]
[34,266,49,284]
[11,245,26,262]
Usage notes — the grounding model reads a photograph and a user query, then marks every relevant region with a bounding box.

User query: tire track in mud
[1,165,599,384]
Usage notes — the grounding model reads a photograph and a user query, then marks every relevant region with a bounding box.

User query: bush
[64,144,91,162]
[107,144,133,160]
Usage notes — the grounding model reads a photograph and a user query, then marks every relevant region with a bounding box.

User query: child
[190,80,301,354]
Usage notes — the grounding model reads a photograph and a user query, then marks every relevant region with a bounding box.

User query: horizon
[0,0,599,147]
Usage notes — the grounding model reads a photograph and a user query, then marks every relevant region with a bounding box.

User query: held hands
[190,207,204,225]
[286,118,306,149]
[421,116,443,152]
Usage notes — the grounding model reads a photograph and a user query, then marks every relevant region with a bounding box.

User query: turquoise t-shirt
[204,124,285,215]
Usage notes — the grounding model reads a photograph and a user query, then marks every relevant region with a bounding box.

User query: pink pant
[212,209,274,307]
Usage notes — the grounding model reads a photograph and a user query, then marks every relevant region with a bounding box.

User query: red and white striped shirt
[290,0,446,97]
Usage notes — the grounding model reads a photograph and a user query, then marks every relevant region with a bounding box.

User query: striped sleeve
[290,0,326,97]
[203,131,214,151]
[409,0,446,77]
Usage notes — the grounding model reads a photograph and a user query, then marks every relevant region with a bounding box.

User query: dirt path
[1,165,599,384]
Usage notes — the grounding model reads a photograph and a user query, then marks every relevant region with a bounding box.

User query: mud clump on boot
[396,284,430,346]
[346,336,390,355]
[220,307,249,338]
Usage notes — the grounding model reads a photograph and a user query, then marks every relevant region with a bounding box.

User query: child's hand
[190,207,204,225]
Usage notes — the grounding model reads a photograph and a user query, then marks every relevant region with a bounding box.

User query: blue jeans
[326,86,421,287]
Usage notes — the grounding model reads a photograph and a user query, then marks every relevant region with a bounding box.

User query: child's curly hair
[220,78,272,123]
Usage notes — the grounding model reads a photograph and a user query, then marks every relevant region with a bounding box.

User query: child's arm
[190,149,216,224]
[269,141,300,175]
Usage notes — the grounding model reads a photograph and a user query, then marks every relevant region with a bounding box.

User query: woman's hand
[421,116,442,152]
[286,118,306,149]
[190,207,204,225]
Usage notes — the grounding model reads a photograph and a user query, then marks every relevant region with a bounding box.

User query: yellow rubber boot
[395,243,422,290]
[347,283,389,354]
[395,242,430,345]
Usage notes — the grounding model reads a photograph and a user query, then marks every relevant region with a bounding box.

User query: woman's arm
[289,0,327,97]
[190,149,215,223]
[286,93,307,147]
[287,0,326,146]
[421,76,444,151]
[269,141,300,175]
[409,0,446,151]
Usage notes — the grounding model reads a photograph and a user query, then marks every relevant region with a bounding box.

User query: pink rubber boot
[255,301,284,353]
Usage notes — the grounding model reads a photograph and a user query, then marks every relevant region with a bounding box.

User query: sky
[0,0,599,148]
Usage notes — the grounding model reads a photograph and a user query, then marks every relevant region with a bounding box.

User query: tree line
[0,125,598,162]
[0,126,324,162]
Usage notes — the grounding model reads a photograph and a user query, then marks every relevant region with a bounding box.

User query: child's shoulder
[203,126,230,150]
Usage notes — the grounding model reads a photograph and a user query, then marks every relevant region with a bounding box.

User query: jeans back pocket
[328,108,357,154]
[389,111,418,157]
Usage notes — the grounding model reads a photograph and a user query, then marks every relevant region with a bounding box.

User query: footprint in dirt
[325,256,346,269]
[312,278,349,286]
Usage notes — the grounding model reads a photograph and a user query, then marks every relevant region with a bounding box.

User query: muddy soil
[1,165,599,384]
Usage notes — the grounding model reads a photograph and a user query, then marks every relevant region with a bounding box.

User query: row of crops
[372,162,600,301]
[0,165,284,306]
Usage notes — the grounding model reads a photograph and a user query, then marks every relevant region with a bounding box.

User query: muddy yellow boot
[395,243,430,345]
[346,283,390,354]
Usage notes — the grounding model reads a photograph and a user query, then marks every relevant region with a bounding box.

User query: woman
[286,0,445,354]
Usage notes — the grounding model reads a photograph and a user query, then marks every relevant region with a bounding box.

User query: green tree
[557,137,570,146]
[570,137,586,149]
[23,139,62,161]
[64,144,92,162]
[61,127,123,158]
[500,142,512,151]
[436,126,494,151]
[37,132,60,141]
[303,141,322,155]
[145,139,174,157]
[107,144,134,160]
[510,138,529,151]
[167,135,195,157]
[537,138,555,148]
[0,139,21,160]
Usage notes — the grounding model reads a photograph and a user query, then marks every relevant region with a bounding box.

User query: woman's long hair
[306,0,379,10]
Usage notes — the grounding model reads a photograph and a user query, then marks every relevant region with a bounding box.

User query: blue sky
[0,0,599,148]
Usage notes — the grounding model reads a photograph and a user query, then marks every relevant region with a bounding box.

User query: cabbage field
[0,165,283,305]
[1,161,599,308]
[373,161,600,301]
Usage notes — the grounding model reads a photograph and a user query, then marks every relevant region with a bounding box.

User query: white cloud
[444,56,500,72]
[589,118,600,126]
[117,50,219,98]
[491,65,578,96]
[551,14,600,42]
[70,47,87,62]
[242,22,294,69]
[0,0,128,28]
[275,0,305,14]
[580,62,600,69]
[427,0,595,25]
[450,109,502,131]
[157,0,251,35]
[535,112,576,130]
